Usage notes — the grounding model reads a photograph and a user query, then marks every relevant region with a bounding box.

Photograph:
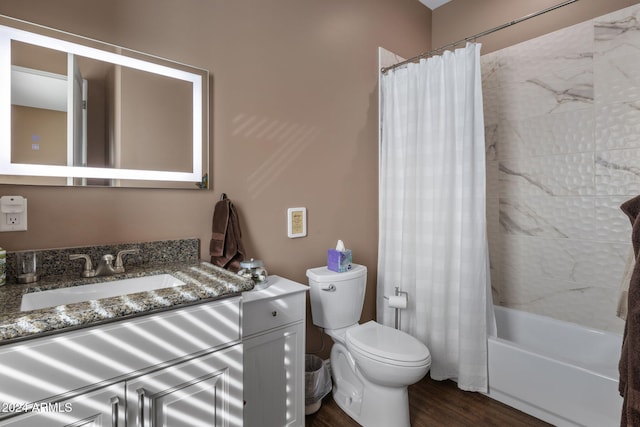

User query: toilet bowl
[307,265,430,427]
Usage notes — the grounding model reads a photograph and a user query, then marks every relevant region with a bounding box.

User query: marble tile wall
[482,4,640,333]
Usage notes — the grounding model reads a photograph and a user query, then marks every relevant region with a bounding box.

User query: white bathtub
[486,306,623,427]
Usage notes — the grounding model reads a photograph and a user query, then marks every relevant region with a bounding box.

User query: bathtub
[486,306,623,427]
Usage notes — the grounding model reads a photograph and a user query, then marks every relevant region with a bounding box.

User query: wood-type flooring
[305,375,553,427]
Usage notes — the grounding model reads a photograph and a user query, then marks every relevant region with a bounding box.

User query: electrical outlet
[0,196,27,232]
[0,212,26,231]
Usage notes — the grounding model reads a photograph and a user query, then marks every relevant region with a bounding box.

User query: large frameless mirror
[0,16,209,189]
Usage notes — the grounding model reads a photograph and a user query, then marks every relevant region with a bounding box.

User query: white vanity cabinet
[127,345,242,427]
[242,276,308,427]
[0,297,243,427]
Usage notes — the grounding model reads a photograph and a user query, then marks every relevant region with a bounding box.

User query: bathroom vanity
[0,240,309,426]
[0,298,243,426]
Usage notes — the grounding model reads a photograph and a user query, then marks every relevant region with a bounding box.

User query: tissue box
[327,249,352,273]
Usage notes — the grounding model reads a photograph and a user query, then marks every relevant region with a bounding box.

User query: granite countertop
[0,261,254,344]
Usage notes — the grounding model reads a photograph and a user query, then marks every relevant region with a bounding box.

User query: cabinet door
[0,383,126,427]
[126,344,243,427]
[243,322,304,427]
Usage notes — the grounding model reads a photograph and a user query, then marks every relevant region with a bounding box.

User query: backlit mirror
[0,16,209,189]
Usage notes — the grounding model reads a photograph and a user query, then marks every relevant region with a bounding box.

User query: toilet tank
[306,264,367,330]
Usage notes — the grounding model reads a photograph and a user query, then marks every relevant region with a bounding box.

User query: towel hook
[220,193,228,201]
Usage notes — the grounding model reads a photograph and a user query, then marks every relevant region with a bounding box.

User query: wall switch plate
[287,207,307,238]
[0,196,28,232]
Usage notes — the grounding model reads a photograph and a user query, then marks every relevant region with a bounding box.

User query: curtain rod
[381,0,579,74]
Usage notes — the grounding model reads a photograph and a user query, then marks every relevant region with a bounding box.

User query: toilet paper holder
[384,286,408,330]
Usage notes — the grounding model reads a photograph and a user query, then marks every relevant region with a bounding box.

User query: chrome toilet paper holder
[384,286,408,330]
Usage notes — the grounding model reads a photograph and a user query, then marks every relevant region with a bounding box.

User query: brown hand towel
[210,195,245,272]
[619,195,640,426]
[210,199,229,257]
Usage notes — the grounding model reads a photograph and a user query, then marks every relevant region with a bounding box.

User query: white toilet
[306,264,430,427]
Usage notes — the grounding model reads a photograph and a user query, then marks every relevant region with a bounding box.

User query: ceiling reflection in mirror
[0,16,209,189]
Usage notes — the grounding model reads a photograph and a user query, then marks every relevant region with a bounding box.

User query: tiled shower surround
[482,4,640,333]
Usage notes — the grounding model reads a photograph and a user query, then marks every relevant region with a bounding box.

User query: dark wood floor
[306,375,552,427]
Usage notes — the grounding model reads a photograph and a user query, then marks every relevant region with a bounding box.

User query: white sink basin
[20,274,185,312]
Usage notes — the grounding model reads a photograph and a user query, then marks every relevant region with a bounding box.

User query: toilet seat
[346,321,431,368]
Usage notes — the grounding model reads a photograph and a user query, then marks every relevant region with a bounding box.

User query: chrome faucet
[95,254,117,276]
[70,248,140,278]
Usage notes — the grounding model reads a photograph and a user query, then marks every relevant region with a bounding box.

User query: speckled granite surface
[6,239,201,281]
[0,239,253,344]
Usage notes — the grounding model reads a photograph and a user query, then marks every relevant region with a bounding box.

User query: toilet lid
[346,321,430,366]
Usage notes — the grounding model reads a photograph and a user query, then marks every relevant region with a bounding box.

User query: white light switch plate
[287,207,306,238]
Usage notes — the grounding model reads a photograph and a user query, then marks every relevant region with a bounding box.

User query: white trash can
[305,354,332,415]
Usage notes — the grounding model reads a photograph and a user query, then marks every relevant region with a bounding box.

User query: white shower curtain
[377,43,495,392]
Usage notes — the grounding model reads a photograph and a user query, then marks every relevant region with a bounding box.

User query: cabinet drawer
[243,293,304,337]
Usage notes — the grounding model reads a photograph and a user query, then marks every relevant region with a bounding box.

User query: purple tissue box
[327,249,352,273]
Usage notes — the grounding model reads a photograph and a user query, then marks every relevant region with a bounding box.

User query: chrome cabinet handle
[137,388,154,427]
[322,284,336,292]
[110,396,122,427]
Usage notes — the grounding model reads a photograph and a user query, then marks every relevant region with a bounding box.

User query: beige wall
[0,0,431,356]
[432,0,638,55]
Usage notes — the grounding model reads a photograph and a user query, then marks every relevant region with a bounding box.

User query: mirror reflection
[1,16,209,189]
